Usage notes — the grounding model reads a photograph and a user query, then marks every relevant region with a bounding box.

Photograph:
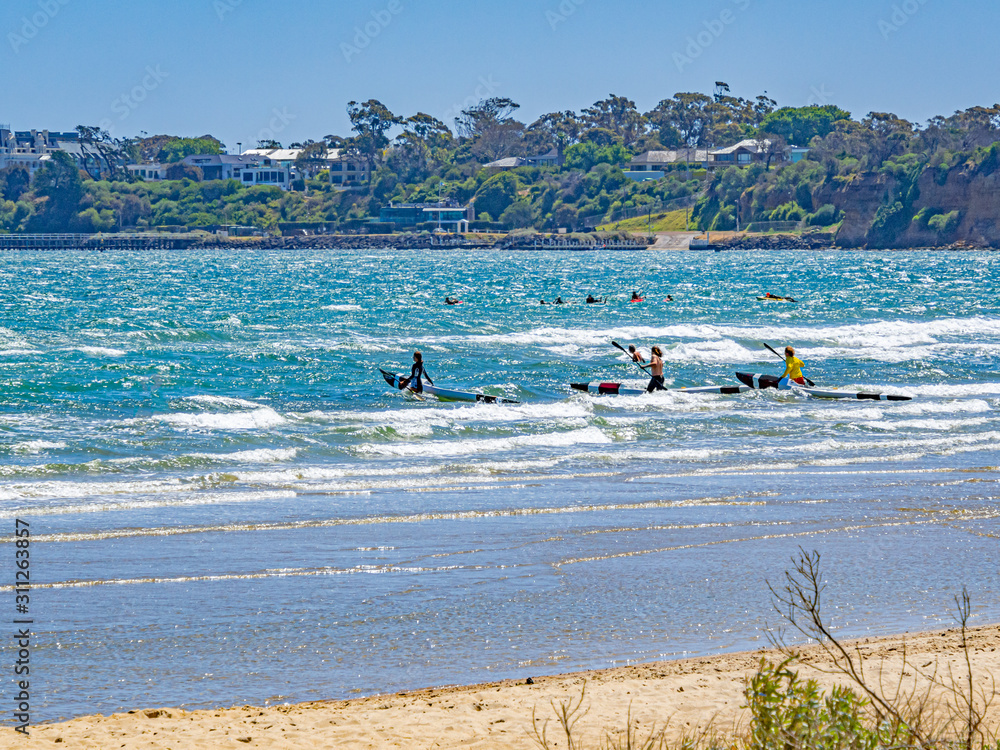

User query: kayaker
[586,294,604,304]
[555,297,565,304]
[445,296,461,305]
[540,299,548,305]
[627,344,646,365]
[639,345,665,392]
[400,351,433,394]
[630,291,643,302]
[777,346,806,389]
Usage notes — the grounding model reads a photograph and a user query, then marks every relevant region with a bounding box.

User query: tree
[76,125,136,181]
[499,200,534,229]
[0,167,30,202]
[473,172,519,218]
[294,141,330,179]
[646,92,714,147]
[582,95,646,147]
[455,97,520,139]
[760,105,852,146]
[861,111,914,167]
[345,99,401,177]
[524,111,583,157]
[28,150,83,230]
[157,137,223,163]
[756,133,788,170]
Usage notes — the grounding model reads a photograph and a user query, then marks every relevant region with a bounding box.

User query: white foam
[162,407,286,431]
[12,441,67,455]
[183,395,267,409]
[322,304,363,311]
[188,448,299,463]
[357,426,612,458]
[70,346,127,357]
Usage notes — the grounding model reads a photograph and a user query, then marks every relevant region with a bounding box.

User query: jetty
[0,233,202,251]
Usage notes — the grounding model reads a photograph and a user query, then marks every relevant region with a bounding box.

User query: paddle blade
[611,340,628,354]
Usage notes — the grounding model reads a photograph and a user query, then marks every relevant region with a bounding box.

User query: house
[126,163,168,181]
[182,154,292,189]
[0,126,88,173]
[707,139,804,168]
[526,148,562,167]
[625,149,709,181]
[483,156,527,172]
[380,201,474,231]
[243,146,370,187]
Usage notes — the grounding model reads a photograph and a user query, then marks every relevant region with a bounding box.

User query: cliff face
[832,164,1000,248]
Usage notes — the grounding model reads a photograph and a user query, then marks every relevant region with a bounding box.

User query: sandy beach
[6,624,999,749]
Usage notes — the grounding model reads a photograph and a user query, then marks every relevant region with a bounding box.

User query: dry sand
[5,624,999,749]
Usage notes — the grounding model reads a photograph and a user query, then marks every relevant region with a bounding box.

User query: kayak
[571,382,750,396]
[380,369,519,404]
[757,296,795,302]
[734,372,913,401]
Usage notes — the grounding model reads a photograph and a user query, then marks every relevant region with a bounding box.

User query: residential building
[0,126,87,174]
[243,146,370,187]
[126,163,168,181]
[380,200,474,231]
[181,154,292,189]
[483,156,527,172]
[527,148,563,167]
[625,149,709,181]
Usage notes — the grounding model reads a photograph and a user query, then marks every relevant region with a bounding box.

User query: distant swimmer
[400,351,434,394]
[777,346,806,389]
[665,295,674,302]
[540,299,548,305]
[445,296,462,305]
[630,290,643,302]
[586,294,605,304]
[628,344,646,365]
[639,345,665,392]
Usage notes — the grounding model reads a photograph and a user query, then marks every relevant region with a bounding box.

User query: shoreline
[8,623,1000,748]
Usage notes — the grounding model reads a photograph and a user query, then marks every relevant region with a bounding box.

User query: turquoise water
[2,248,999,722]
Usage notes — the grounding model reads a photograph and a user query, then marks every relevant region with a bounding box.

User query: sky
[2,0,997,152]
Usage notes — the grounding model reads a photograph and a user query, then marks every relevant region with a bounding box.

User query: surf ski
[734,372,912,401]
[571,382,749,396]
[380,369,519,404]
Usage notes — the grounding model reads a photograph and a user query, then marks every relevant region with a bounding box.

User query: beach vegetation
[531,549,996,750]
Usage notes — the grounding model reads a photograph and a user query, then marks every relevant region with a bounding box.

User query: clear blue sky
[2,0,996,151]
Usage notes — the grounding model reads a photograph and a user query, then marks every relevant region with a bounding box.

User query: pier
[0,233,202,251]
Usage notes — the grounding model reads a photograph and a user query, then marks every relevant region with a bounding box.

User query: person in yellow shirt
[778,346,806,389]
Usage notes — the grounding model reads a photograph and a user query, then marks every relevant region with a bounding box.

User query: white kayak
[734,372,913,401]
[571,381,749,396]
[380,369,519,404]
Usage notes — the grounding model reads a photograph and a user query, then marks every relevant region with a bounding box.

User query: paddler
[400,351,433,394]
[777,346,806,389]
[627,344,646,365]
[639,345,665,392]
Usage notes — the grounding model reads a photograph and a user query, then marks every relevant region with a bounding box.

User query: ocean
[2,247,999,722]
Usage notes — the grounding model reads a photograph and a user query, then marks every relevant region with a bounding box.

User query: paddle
[611,340,649,374]
[763,343,815,386]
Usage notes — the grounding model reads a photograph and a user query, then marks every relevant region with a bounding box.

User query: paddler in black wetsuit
[400,351,433,394]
